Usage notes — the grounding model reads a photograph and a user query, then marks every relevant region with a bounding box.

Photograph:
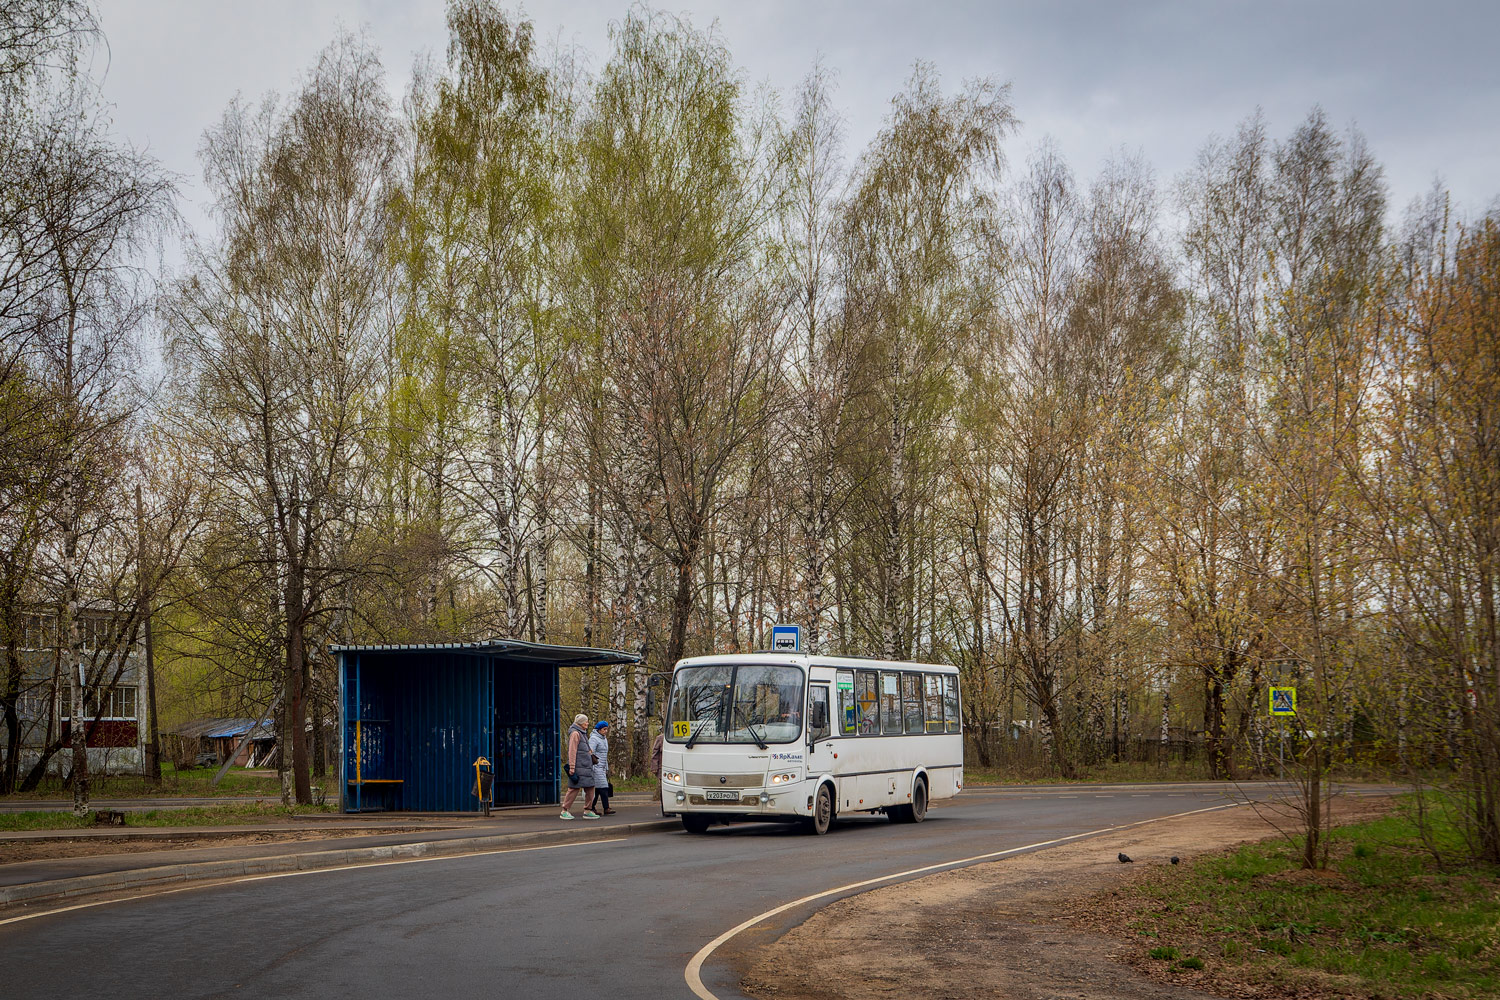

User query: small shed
[333,640,639,813]
[166,717,277,768]
[203,719,277,766]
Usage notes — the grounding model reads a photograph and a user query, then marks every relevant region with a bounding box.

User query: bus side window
[857,671,879,735]
[924,674,945,732]
[880,672,902,734]
[837,670,857,735]
[902,673,923,734]
[943,675,961,732]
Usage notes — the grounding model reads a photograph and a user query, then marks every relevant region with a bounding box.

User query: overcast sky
[94,0,1498,244]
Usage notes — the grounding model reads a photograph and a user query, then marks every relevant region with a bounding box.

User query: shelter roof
[329,638,640,669]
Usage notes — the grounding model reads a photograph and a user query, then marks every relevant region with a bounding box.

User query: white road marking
[0,837,628,928]
[684,802,1244,1000]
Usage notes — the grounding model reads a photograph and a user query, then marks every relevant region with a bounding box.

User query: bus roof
[673,652,959,673]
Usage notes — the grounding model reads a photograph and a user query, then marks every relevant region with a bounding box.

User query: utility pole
[136,485,161,785]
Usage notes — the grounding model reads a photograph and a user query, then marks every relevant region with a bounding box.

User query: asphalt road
[1,783,1282,1000]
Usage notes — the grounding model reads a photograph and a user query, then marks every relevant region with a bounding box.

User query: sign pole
[1269,685,1296,781]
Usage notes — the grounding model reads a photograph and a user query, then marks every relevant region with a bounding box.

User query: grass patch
[0,810,97,831]
[1120,793,1500,998]
[0,801,338,832]
[3,763,286,800]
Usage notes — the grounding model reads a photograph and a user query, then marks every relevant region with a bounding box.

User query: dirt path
[741,796,1394,1000]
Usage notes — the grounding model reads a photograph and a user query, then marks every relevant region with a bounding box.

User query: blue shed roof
[197,718,275,740]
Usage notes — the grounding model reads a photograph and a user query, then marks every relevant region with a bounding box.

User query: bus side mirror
[645,672,670,718]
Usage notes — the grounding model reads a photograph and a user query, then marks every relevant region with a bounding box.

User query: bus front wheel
[682,814,711,834]
[806,784,834,835]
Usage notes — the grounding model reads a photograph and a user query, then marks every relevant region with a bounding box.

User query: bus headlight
[663,770,682,784]
[769,771,799,785]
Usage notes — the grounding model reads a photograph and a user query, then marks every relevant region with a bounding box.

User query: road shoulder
[0,801,676,910]
[740,796,1395,1000]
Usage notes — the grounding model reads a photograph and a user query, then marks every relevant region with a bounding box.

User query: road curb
[0,819,680,908]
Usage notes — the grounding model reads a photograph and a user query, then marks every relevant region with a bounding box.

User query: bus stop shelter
[334,640,640,813]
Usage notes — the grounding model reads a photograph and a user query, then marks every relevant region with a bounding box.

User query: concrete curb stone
[0,819,679,908]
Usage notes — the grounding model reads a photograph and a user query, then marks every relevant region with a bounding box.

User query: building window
[83,686,137,719]
[22,613,56,649]
[17,687,50,719]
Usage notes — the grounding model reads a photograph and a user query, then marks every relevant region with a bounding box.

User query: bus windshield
[668,663,804,744]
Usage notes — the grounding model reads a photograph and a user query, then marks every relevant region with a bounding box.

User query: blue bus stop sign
[771,624,801,652]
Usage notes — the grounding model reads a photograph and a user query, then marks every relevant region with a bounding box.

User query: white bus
[660,653,964,835]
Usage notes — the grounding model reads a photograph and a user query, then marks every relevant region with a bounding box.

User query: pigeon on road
[1118,852,1133,863]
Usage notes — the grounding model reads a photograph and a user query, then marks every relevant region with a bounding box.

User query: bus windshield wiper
[688,684,732,748]
[734,703,769,750]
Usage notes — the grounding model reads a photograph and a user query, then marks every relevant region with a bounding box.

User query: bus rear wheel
[807,784,834,835]
[892,777,927,824]
[682,814,711,834]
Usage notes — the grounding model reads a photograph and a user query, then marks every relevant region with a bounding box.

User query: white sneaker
[559,810,575,820]
[582,810,601,819]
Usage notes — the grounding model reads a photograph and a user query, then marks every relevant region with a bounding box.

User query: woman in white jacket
[589,721,614,815]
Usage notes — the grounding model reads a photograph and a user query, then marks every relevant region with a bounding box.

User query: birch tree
[840,64,1015,660]
[779,64,853,656]
[170,33,396,805]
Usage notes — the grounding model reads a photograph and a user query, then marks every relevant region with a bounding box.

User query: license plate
[704,789,739,802]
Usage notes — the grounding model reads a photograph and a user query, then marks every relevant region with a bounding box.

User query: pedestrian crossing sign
[1269,686,1296,716]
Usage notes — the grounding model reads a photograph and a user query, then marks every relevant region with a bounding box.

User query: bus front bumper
[664,781,811,816]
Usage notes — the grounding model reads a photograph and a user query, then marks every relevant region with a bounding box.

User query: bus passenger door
[805,684,835,788]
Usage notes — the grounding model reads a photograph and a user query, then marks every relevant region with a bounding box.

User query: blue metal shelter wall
[342,651,494,812]
[492,663,560,804]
